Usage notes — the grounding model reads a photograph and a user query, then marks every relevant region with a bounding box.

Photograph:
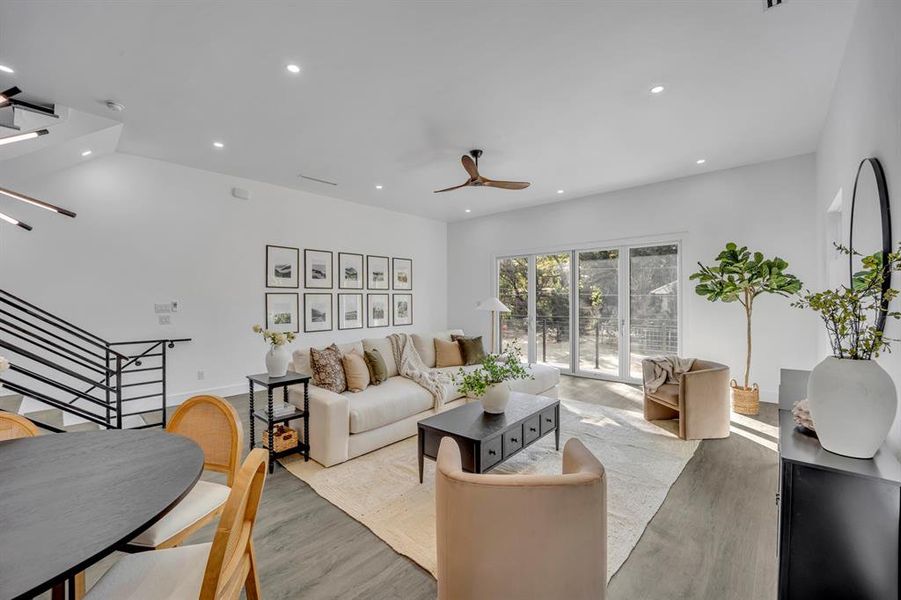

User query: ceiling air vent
[764,0,784,9]
[298,174,338,186]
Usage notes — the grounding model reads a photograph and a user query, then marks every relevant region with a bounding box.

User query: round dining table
[0,429,204,600]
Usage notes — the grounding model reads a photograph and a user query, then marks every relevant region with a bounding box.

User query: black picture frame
[338,293,364,330]
[367,293,390,328]
[366,255,390,290]
[303,293,333,332]
[266,245,299,288]
[392,257,413,290]
[265,292,299,333]
[392,293,413,326]
[338,252,365,290]
[304,249,334,289]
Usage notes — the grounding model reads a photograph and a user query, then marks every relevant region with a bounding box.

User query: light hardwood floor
[66,375,778,599]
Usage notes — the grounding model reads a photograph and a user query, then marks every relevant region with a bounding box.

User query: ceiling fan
[434,149,530,193]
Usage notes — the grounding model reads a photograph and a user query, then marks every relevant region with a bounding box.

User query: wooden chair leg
[245,540,261,600]
[51,583,65,600]
[73,571,85,600]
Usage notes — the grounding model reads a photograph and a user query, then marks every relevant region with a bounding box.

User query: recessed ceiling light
[213,141,224,149]
[286,64,301,74]
[465,209,471,213]
[375,184,383,190]
[650,85,665,94]
[696,158,706,165]
[0,65,14,74]
[105,100,125,112]
[81,150,92,157]
[556,189,565,194]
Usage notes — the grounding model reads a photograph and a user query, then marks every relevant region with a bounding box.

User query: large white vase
[807,356,897,459]
[265,345,291,378]
[481,382,511,414]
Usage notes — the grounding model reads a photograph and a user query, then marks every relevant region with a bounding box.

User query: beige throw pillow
[435,338,464,368]
[342,350,370,393]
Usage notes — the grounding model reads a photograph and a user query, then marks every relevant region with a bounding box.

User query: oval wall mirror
[848,157,892,332]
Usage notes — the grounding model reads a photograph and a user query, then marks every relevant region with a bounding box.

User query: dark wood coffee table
[417,392,560,483]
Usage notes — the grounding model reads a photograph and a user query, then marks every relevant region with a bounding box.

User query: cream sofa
[287,330,560,467]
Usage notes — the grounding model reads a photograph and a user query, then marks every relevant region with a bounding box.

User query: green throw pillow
[364,348,388,385]
[457,336,486,366]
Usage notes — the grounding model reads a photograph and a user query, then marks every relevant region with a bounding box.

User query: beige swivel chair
[0,412,40,440]
[641,359,730,440]
[436,437,607,600]
[125,395,244,551]
[86,448,267,599]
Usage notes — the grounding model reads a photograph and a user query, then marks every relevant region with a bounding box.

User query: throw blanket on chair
[388,333,450,409]
[644,356,695,393]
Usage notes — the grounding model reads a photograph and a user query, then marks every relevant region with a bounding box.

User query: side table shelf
[246,371,311,474]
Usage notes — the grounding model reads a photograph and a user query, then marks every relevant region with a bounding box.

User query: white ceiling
[0,0,858,222]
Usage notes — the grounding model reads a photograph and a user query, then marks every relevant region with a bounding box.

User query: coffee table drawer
[480,435,503,471]
[503,425,523,457]
[524,415,541,445]
[540,407,557,436]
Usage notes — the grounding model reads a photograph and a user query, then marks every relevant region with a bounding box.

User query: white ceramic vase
[265,345,291,378]
[807,356,897,459]
[480,382,511,414]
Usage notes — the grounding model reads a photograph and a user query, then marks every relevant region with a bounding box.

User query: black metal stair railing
[0,289,190,431]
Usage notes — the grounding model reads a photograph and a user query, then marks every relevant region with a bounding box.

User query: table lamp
[476,297,510,353]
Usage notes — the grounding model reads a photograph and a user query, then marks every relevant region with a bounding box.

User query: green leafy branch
[454,342,532,398]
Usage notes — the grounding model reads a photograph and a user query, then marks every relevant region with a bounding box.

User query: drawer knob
[545,418,552,423]
[488,449,497,456]
[511,437,518,443]
[529,427,537,432]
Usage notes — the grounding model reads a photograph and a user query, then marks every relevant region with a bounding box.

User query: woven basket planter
[731,380,759,415]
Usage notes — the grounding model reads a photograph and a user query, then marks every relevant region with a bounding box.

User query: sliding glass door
[497,241,679,382]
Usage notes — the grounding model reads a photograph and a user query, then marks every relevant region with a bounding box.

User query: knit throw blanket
[644,356,695,393]
[387,333,450,409]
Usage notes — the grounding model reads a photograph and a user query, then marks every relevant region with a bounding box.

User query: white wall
[815,0,901,453]
[0,153,447,403]
[448,154,820,401]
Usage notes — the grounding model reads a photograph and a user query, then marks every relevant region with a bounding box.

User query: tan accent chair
[125,395,244,551]
[0,412,39,440]
[85,448,267,599]
[641,359,731,440]
[436,437,607,600]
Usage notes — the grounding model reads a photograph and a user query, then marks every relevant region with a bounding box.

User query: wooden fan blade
[461,155,479,180]
[433,180,473,193]
[483,179,530,190]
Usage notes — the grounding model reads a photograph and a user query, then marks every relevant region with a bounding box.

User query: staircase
[0,289,190,432]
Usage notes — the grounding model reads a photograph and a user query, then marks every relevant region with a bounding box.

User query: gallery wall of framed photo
[264,244,414,335]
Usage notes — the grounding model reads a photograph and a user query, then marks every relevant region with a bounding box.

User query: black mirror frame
[848,156,892,332]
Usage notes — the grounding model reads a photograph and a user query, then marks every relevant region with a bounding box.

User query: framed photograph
[304,293,333,332]
[265,293,299,333]
[304,249,333,289]
[367,293,390,328]
[338,293,364,330]
[266,245,299,288]
[392,293,413,326]
[366,255,390,290]
[338,252,364,290]
[392,257,412,290]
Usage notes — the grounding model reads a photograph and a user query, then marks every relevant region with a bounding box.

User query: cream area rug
[281,398,699,581]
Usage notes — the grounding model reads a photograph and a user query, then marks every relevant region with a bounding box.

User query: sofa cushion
[362,337,399,377]
[508,363,561,396]
[348,377,433,434]
[411,330,464,368]
[438,364,482,401]
[294,341,363,376]
[311,344,347,394]
[435,338,464,368]
[648,383,680,408]
[343,350,370,392]
[364,348,388,385]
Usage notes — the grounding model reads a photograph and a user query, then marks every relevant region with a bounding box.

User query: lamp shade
[477,297,510,312]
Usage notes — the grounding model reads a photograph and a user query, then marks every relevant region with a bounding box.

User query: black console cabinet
[778,409,901,599]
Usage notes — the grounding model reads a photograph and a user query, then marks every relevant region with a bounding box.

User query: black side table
[247,371,311,474]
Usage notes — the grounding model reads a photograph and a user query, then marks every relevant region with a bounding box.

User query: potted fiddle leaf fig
[792,244,901,458]
[690,243,802,415]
